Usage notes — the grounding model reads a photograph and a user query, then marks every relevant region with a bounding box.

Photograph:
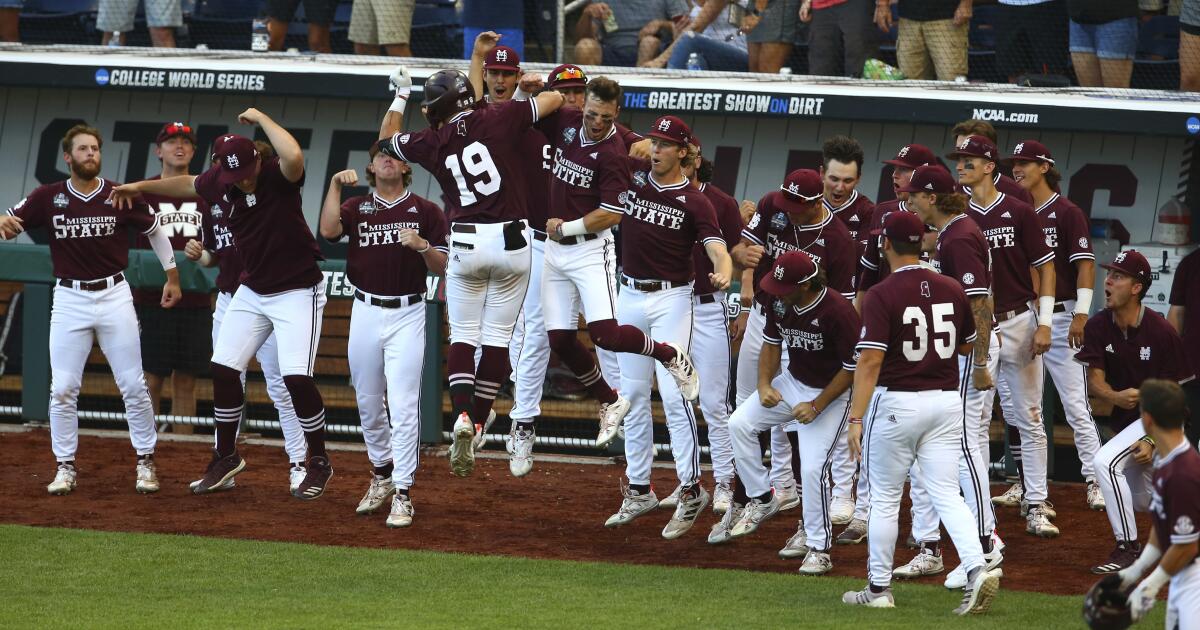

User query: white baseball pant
[213,291,306,463]
[508,235,550,421]
[1044,303,1101,480]
[731,373,849,551]
[1168,561,1200,630]
[735,304,796,488]
[211,280,327,377]
[864,388,984,588]
[348,294,425,489]
[1094,420,1154,543]
[446,221,532,348]
[995,308,1049,504]
[691,292,734,483]
[541,229,618,329]
[618,283,699,486]
[48,280,156,461]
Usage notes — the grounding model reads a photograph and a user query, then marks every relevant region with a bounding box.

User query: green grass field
[0,524,1158,628]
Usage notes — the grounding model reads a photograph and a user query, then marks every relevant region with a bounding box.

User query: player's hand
[161,278,182,309]
[874,1,893,31]
[848,423,863,462]
[184,239,205,261]
[972,364,994,391]
[728,311,748,343]
[398,228,428,252]
[739,13,762,33]
[1031,324,1051,356]
[108,183,142,210]
[1131,439,1155,466]
[628,138,652,160]
[736,244,765,268]
[472,30,500,59]
[799,0,813,23]
[0,215,24,239]
[584,2,611,20]
[546,218,564,241]
[390,65,412,101]
[739,200,756,224]
[237,108,265,126]
[1127,576,1160,622]
[708,272,730,291]
[331,169,358,187]
[758,386,783,408]
[793,401,819,424]
[1114,566,1142,591]
[1069,313,1087,349]
[952,1,972,27]
[1113,387,1140,410]
[518,72,545,95]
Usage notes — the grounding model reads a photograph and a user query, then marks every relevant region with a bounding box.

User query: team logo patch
[920,280,931,298]
[1175,515,1195,536]
[770,212,788,231]
[495,49,508,62]
[53,193,68,209]
[898,146,910,158]
[563,128,576,144]
[1140,346,1151,360]
[399,133,411,145]
[617,191,629,207]
[245,194,257,207]
[860,325,867,339]
[957,137,971,150]
[210,206,223,218]
[657,119,672,132]
[456,120,468,137]
[225,154,240,169]
[962,272,975,285]
[1079,237,1089,248]
[632,171,647,188]
[359,201,378,215]
[747,213,761,229]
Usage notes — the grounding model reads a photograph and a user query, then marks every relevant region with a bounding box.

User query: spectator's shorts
[137,304,213,377]
[97,0,181,32]
[267,0,337,26]
[748,0,801,44]
[600,42,639,66]
[1183,0,1200,33]
[1068,17,1138,59]
[349,0,415,46]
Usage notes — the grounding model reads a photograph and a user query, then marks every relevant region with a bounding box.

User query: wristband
[1139,566,1171,595]
[513,87,532,101]
[1037,295,1055,327]
[389,96,408,113]
[849,417,862,425]
[1141,435,1156,446]
[973,362,988,369]
[561,218,588,237]
[811,401,821,415]
[1075,288,1093,317]
[416,242,431,254]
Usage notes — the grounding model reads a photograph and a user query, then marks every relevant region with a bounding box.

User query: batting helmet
[1082,575,1132,630]
[421,69,476,127]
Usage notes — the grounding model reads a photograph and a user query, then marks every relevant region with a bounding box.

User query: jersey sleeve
[337,197,358,243]
[1170,251,1198,307]
[1062,203,1094,264]
[691,195,724,248]
[6,186,48,229]
[1166,473,1200,545]
[495,98,541,142]
[388,128,438,171]
[763,309,782,346]
[856,289,890,353]
[1074,315,1107,369]
[956,288,978,346]
[1019,204,1054,267]
[193,165,225,205]
[717,195,744,248]
[741,193,771,247]
[422,198,449,253]
[123,198,159,235]
[597,152,631,214]
[616,123,643,147]
[940,236,991,297]
[1163,326,1197,384]
[827,232,857,300]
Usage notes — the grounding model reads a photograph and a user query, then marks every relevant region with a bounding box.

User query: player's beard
[70,158,101,180]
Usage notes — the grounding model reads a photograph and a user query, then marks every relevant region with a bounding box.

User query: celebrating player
[0,123,182,495]
[950,119,1033,205]
[856,143,937,300]
[843,211,1001,614]
[1077,250,1195,573]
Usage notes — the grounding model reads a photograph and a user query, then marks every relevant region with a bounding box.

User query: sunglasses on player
[553,67,586,83]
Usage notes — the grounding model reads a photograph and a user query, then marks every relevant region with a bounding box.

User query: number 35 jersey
[856,265,977,391]
[387,98,541,224]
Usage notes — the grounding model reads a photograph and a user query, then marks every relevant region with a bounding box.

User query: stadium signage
[623,89,825,117]
[971,107,1039,124]
[97,68,267,92]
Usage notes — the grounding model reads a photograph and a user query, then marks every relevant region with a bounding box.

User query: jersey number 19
[444,141,502,206]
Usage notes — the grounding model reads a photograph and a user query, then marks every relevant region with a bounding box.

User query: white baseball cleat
[471,410,497,453]
[798,550,833,576]
[991,482,1023,507]
[712,480,733,515]
[47,463,77,495]
[774,481,800,511]
[778,520,809,559]
[661,342,700,401]
[842,585,895,608]
[662,484,710,539]
[894,548,944,579]
[605,481,659,528]
[356,474,396,515]
[386,495,415,528]
[190,477,236,492]
[954,567,1002,615]
[829,496,854,525]
[596,396,630,448]
[1086,480,1106,511]
[945,541,1003,589]
[730,493,780,538]
[450,413,476,478]
[1025,505,1060,538]
[135,458,159,494]
[288,464,306,493]
[506,423,535,478]
[658,484,682,510]
[1020,498,1056,519]
[708,503,744,545]
[836,518,868,545]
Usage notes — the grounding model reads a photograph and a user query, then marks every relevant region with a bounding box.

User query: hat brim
[1100,263,1151,288]
[945,150,994,161]
[217,160,257,185]
[775,191,820,214]
[760,266,818,297]
[883,158,919,168]
[549,79,586,89]
[157,131,197,145]
[485,63,521,72]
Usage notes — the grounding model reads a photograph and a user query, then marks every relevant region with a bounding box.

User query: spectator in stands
[350,0,414,56]
[995,0,1069,82]
[875,0,972,81]
[98,0,180,48]
[746,0,802,73]
[267,0,336,53]
[655,0,750,71]
[1068,0,1138,88]
[0,0,19,43]
[802,0,878,77]
[574,0,690,67]
[1183,0,1200,90]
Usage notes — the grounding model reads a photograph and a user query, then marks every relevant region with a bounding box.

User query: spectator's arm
[688,0,729,34]
[954,0,973,27]
[576,2,607,40]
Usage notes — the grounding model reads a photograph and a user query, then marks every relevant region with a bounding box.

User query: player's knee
[49,374,81,403]
[587,319,619,350]
[547,329,575,354]
[112,367,150,400]
[210,363,241,389]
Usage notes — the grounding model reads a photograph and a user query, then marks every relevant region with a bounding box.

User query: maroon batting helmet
[421,69,476,127]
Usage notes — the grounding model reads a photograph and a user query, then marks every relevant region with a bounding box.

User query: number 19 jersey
[388,98,541,224]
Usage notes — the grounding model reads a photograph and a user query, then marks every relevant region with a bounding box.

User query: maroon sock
[1007,423,1024,490]
[588,319,674,361]
[732,473,749,505]
[472,345,511,424]
[787,430,801,481]
[446,342,476,422]
[284,375,327,458]
[210,363,243,457]
[547,329,618,404]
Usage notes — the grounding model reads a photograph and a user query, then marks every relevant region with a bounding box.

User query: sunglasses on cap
[553,67,586,83]
[165,122,192,135]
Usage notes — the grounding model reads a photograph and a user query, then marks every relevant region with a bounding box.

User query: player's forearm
[1161,542,1199,575]
[849,350,882,418]
[815,369,854,411]
[135,175,200,199]
[319,183,345,241]
[582,208,622,232]
[757,343,781,389]
[164,267,180,284]
[1035,261,1055,299]
[689,0,727,33]
[1168,305,1185,336]
[534,90,566,119]
[705,242,733,281]
[420,248,448,276]
[380,110,403,140]
[467,48,486,103]
[257,115,304,175]
[970,295,993,364]
[145,225,178,271]
[740,268,755,304]
[1087,367,1119,404]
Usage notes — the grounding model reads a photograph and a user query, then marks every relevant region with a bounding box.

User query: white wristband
[561,218,588,237]
[513,87,532,101]
[389,96,408,113]
[1037,295,1055,327]
[1075,288,1093,316]
[1139,566,1171,594]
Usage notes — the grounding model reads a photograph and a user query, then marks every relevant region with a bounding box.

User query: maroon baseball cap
[1005,140,1055,165]
[883,143,936,169]
[760,251,820,297]
[1102,250,1152,289]
[547,63,587,89]
[213,134,260,185]
[156,121,196,145]
[776,169,823,214]
[485,46,520,71]
[646,115,692,146]
[871,209,926,244]
[898,164,957,194]
[946,135,998,162]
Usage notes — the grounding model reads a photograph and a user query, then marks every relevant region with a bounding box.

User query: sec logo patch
[962,272,975,285]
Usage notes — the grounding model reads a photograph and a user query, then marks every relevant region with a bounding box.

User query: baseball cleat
[658,484,682,510]
[471,410,496,453]
[288,464,306,493]
[778,520,809,559]
[774,481,801,511]
[507,423,536,478]
[356,474,396,514]
[662,484,710,540]
[605,481,659,528]
[945,543,1003,589]
[386,495,415,528]
[190,477,235,492]
[991,482,1023,507]
[135,458,159,494]
[708,503,745,545]
[293,455,333,500]
[662,342,700,401]
[1020,498,1056,519]
[894,548,944,579]
[595,396,630,448]
[1025,505,1060,537]
[954,567,1001,615]
[730,493,780,538]
[1086,480,1106,511]
[47,463,77,495]
[842,585,895,608]
[1092,541,1141,574]
[712,480,733,515]
[830,496,854,525]
[836,518,868,545]
[192,449,245,495]
[798,550,833,576]
[449,413,476,477]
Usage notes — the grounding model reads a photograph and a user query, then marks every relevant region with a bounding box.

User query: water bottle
[251,18,269,52]
[107,31,121,48]
[687,52,703,71]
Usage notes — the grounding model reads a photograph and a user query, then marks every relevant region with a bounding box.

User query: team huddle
[1,29,1198,624]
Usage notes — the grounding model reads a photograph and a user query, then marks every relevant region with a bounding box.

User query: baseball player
[951,135,1059,537]
[319,141,447,528]
[183,139,309,493]
[726,251,859,575]
[603,115,732,540]
[1110,379,1200,628]
[112,109,335,500]
[377,66,565,478]
[1008,139,1104,511]
[843,210,1001,614]
[950,119,1033,205]
[1167,247,1200,447]
[1077,250,1195,574]
[895,165,1004,586]
[0,123,182,495]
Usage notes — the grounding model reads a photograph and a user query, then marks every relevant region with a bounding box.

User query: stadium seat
[189,0,266,51]
[411,0,461,59]
[1138,15,1180,60]
[20,0,97,45]
[22,0,97,14]
[969,4,999,50]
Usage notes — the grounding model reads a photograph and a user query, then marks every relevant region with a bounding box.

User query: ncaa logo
[1188,117,1200,135]
[95,68,110,86]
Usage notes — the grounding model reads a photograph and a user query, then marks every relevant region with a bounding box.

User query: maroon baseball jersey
[199,196,242,295]
[856,198,910,293]
[764,287,861,389]
[519,126,552,234]
[1150,442,1200,553]
[7,179,157,281]
[539,108,630,221]
[967,192,1053,313]
[1036,193,1093,302]
[960,172,1033,205]
[742,191,857,305]
[389,99,539,224]
[133,177,211,308]
[933,213,992,298]
[616,123,643,147]
[826,189,875,258]
[693,182,742,295]
[1169,248,1200,370]
[338,191,447,296]
[1076,306,1195,428]
[620,170,722,283]
[857,265,977,391]
[193,156,324,295]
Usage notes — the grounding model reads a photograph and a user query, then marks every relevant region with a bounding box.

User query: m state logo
[225,154,240,169]
[495,49,508,62]
[1115,252,1128,264]
[787,182,800,195]
[898,146,910,158]
[657,119,672,131]
[1014,142,1025,154]
[773,264,786,280]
